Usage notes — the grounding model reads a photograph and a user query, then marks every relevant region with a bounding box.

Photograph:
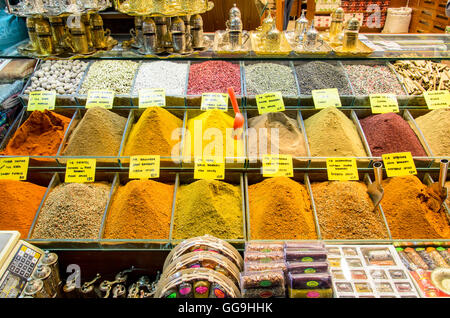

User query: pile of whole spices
[132,61,188,96]
[295,61,352,95]
[79,60,139,95]
[103,180,174,239]
[304,106,367,157]
[245,62,297,96]
[0,180,46,238]
[248,112,307,157]
[381,176,450,239]
[184,110,244,158]
[311,181,389,240]
[392,60,450,95]
[360,113,427,157]
[62,107,127,157]
[187,61,241,95]
[413,109,450,157]
[31,182,111,239]
[2,110,71,156]
[124,107,183,157]
[344,64,405,95]
[24,60,88,95]
[248,177,317,240]
[173,180,243,240]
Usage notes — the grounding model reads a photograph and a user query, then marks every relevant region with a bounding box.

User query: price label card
[65,159,96,183]
[129,155,160,179]
[256,92,285,114]
[86,90,115,109]
[382,152,417,177]
[201,93,228,111]
[370,94,399,113]
[28,91,56,111]
[312,88,342,109]
[326,158,359,181]
[262,154,293,178]
[0,157,29,181]
[423,90,450,110]
[194,157,225,180]
[139,88,166,108]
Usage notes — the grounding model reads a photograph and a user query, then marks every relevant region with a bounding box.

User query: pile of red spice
[360,113,427,157]
[187,61,241,95]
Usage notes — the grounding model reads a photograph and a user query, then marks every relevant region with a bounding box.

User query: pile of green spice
[31,182,110,239]
[173,180,243,240]
[245,62,297,96]
[62,107,127,157]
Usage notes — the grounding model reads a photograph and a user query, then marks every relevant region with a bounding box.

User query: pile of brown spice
[311,181,389,240]
[103,180,174,239]
[248,177,317,240]
[381,176,450,239]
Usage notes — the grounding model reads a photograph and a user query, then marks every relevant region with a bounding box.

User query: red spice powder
[360,113,427,157]
[187,61,241,95]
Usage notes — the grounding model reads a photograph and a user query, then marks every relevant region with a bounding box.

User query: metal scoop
[367,161,384,210]
[429,159,448,206]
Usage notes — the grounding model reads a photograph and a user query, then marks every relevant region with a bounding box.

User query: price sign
[27,91,56,111]
[201,93,228,111]
[370,94,399,113]
[382,152,417,177]
[129,155,160,179]
[262,154,293,178]
[423,90,450,110]
[326,158,359,181]
[139,88,166,108]
[86,90,115,109]
[312,88,342,109]
[0,157,29,181]
[65,159,96,183]
[194,157,225,180]
[256,92,285,114]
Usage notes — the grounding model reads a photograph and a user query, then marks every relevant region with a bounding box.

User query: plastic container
[244,261,287,274]
[288,288,333,298]
[286,261,329,274]
[244,251,284,263]
[163,235,243,271]
[288,273,332,290]
[240,270,285,289]
[155,268,240,298]
[160,251,240,285]
[284,248,327,263]
[245,242,284,253]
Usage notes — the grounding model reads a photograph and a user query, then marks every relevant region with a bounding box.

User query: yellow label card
[65,159,96,183]
[262,154,294,178]
[139,88,166,108]
[326,158,359,181]
[256,92,285,114]
[370,94,399,114]
[201,93,228,111]
[194,157,225,180]
[0,157,29,181]
[312,88,342,109]
[423,90,450,110]
[86,90,115,109]
[129,155,160,179]
[382,152,417,177]
[28,91,56,111]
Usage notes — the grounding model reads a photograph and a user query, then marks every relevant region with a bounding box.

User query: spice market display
[0,0,450,300]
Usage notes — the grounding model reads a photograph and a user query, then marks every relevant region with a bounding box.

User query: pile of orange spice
[381,176,450,239]
[2,110,71,156]
[0,180,47,238]
[103,180,174,239]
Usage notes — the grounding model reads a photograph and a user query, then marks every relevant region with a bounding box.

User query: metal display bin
[245,109,311,168]
[300,109,373,168]
[27,171,118,249]
[243,60,300,107]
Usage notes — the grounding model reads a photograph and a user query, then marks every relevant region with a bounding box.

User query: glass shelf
[2,33,449,60]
